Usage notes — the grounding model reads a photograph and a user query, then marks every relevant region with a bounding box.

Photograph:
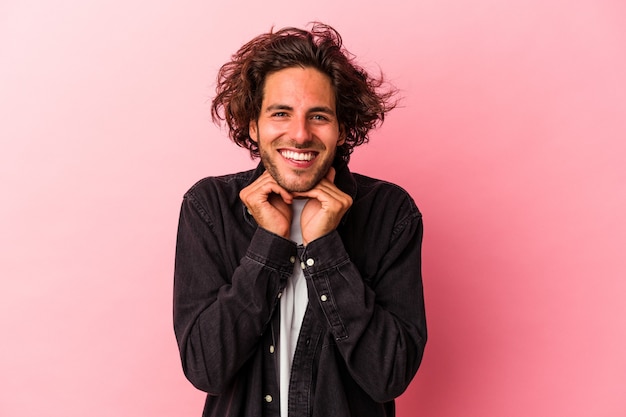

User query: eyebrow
[265,104,336,115]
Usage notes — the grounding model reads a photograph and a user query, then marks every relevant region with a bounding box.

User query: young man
[174,23,427,417]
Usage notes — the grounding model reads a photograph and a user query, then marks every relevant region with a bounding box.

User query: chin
[280,179,316,193]
[278,171,323,192]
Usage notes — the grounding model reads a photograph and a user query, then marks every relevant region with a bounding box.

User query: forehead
[261,67,335,109]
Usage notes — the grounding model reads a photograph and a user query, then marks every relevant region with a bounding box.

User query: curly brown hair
[211,22,398,162]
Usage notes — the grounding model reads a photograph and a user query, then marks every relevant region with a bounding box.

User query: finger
[293,180,348,203]
[243,172,293,205]
[259,172,294,204]
[296,186,352,212]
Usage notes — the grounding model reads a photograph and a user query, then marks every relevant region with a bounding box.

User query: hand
[293,168,353,245]
[239,171,293,238]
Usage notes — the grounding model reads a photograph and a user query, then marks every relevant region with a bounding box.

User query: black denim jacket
[173,160,427,417]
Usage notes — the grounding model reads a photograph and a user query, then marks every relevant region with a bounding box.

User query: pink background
[1,0,625,416]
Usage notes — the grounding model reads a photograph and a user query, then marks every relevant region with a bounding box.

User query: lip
[278,148,319,168]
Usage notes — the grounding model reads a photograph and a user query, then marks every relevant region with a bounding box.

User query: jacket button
[264,394,273,403]
[306,258,315,266]
[320,294,328,302]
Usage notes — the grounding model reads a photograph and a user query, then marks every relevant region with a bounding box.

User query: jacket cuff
[246,227,298,273]
[300,231,350,273]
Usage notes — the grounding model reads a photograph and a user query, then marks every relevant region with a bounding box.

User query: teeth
[281,150,315,161]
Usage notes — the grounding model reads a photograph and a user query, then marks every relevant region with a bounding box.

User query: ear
[249,120,259,143]
[337,125,346,146]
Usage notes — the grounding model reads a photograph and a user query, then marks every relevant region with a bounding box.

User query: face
[249,66,345,192]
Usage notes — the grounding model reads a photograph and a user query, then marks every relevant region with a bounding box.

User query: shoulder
[351,172,421,217]
[185,169,254,197]
[181,169,256,215]
[345,172,423,242]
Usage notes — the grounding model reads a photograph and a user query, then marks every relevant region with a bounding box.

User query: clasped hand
[239,168,352,245]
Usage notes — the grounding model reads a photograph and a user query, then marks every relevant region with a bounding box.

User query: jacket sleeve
[300,196,427,403]
[173,191,297,394]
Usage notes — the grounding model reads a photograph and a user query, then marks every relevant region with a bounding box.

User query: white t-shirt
[279,198,309,417]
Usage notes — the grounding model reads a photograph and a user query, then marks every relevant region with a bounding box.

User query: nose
[288,114,312,144]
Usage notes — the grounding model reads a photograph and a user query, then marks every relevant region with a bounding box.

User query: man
[174,23,427,417]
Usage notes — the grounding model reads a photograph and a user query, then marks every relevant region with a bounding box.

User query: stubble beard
[259,144,336,193]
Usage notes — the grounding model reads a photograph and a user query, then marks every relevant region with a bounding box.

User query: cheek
[257,122,283,140]
[325,127,344,147]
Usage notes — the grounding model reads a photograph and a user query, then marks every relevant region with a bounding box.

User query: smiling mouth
[279,150,318,162]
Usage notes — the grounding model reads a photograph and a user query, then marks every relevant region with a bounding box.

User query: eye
[272,111,288,118]
[311,114,329,121]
